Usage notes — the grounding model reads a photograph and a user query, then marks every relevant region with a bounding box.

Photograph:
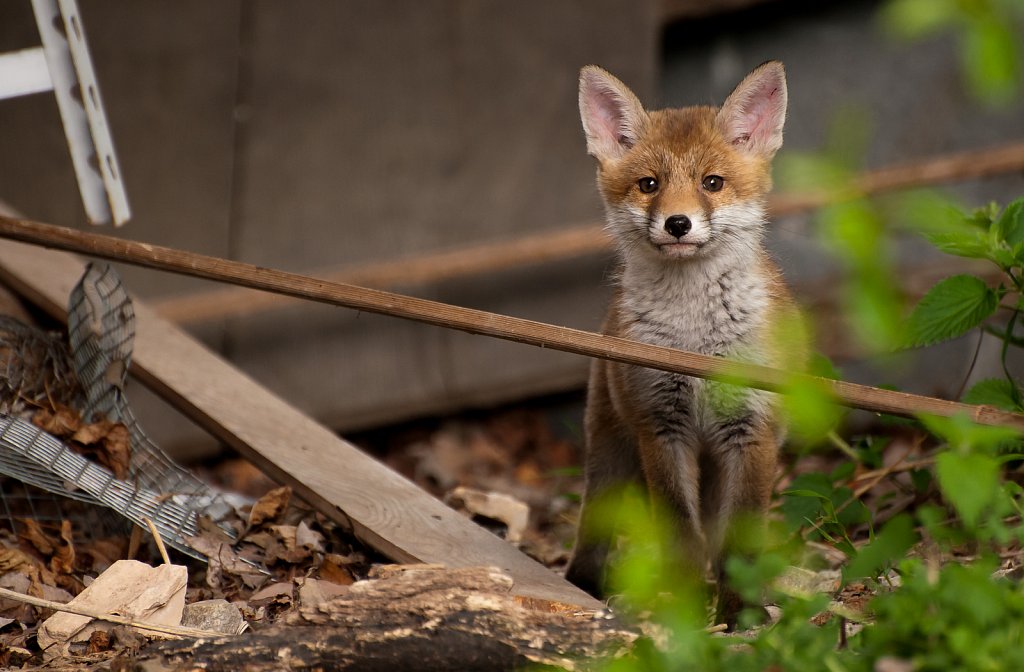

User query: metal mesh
[0,262,236,558]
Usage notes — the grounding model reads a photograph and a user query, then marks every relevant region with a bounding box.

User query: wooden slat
[0,236,602,609]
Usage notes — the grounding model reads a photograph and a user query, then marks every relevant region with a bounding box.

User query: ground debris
[147,565,636,671]
[445,486,530,543]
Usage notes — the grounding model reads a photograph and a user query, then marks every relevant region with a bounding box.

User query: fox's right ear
[579,66,648,163]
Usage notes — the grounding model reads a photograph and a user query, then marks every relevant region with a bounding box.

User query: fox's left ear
[716,61,787,159]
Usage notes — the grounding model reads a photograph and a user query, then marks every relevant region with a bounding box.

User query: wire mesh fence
[0,262,235,558]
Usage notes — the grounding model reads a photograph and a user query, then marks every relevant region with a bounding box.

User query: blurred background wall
[0,0,1021,458]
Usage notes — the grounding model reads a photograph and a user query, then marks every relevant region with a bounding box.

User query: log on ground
[146,566,635,671]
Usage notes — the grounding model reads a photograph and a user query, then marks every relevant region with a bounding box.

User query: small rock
[772,566,841,596]
[181,599,246,635]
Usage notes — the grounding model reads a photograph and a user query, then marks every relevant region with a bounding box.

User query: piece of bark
[38,560,187,659]
[147,566,634,671]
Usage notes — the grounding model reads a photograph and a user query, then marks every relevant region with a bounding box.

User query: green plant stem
[1000,309,1020,398]
[984,324,1024,347]
[828,431,860,461]
[956,329,986,399]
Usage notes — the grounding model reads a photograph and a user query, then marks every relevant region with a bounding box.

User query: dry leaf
[0,547,40,575]
[295,521,325,553]
[296,577,349,609]
[71,419,116,445]
[187,536,267,590]
[266,525,297,551]
[446,486,530,543]
[86,629,111,654]
[18,519,56,556]
[32,406,80,437]
[17,520,77,577]
[247,486,291,528]
[242,531,277,551]
[32,407,132,480]
[98,423,132,480]
[248,581,293,604]
[317,557,355,586]
[50,520,76,576]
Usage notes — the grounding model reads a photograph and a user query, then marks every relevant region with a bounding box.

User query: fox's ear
[578,66,648,163]
[716,61,787,159]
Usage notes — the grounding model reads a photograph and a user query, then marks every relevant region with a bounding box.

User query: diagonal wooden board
[0,237,602,609]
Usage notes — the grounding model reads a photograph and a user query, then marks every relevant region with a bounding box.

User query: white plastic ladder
[0,0,130,226]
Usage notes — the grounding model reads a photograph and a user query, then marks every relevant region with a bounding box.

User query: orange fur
[566,61,803,627]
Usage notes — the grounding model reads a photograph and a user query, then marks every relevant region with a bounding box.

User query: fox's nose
[664,215,691,239]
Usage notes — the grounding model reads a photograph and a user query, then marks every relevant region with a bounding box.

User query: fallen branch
[0,586,209,639]
[0,214,1022,431]
[153,140,1024,325]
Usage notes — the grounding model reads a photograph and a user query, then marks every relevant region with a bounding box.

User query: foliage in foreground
[580,1,1024,667]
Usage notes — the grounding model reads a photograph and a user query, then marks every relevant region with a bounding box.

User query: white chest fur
[619,252,770,358]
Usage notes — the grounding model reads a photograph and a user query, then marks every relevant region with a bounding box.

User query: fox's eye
[702,175,724,192]
[637,177,658,194]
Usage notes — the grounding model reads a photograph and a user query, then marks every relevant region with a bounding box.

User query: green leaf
[989,245,1016,269]
[776,153,851,193]
[995,198,1024,247]
[904,275,998,347]
[962,14,1020,105]
[781,474,834,530]
[910,468,933,494]
[782,375,844,447]
[962,378,1021,411]
[896,192,997,260]
[936,452,1000,528]
[844,514,917,581]
[921,413,1021,454]
[923,230,991,259]
[808,352,842,380]
[879,0,958,38]
[966,202,1001,229]
[848,273,905,351]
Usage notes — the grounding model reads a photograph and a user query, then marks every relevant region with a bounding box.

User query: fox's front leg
[635,423,708,576]
[565,363,644,598]
[703,406,780,628]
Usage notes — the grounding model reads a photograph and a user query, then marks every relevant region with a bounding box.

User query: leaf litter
[0,390,1018,669]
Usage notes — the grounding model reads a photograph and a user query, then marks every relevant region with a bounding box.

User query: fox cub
[565,61,802,625]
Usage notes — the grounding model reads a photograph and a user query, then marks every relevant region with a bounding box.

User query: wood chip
[37,560,187,660]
